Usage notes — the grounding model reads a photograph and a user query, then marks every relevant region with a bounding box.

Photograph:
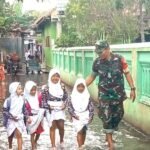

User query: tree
[57,0,140,46]
[0,0,39,36]
[0,0,14,35]
[122,0,150,42]
[138,0,150,42]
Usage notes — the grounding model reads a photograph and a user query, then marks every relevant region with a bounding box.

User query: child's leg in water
[77,126,87,148]
[50,121,57,148]
[15,128,23,150]
[56,120,64,144]
[35,134,40,148]
[8,131,15,149]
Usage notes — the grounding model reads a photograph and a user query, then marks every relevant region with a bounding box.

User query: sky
[6,0,58,12]
[22,0,57,12]
[6,0,69,13]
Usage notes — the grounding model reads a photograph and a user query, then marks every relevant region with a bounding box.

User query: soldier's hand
[130,90,136,102]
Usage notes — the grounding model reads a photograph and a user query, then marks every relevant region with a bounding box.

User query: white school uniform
[71,78,90,133]
[24,81,45,134]
[3,82,26,137]
[46,68,65,127]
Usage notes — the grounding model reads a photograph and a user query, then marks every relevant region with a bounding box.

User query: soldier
[86,40,136,150]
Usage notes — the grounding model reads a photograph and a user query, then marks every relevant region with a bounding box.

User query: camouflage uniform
[92,53,128,133]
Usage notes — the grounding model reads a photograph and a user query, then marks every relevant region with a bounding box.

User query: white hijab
[71,78,90,112]
[24,81,39,110]
[9,82,20,97]
[48,68,63,98]
[9,82,24,116]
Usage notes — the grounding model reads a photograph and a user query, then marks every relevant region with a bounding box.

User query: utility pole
[139,0,145,42]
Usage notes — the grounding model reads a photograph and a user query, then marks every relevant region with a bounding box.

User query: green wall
[51,43,150,134]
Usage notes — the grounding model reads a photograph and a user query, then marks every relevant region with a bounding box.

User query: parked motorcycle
[6,52,20,76]
[11,62,19,76]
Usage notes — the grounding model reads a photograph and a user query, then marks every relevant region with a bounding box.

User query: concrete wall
[51,43,150,134]
[0,37,23,59]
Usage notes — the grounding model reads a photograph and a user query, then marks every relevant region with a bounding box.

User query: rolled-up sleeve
[121,57,129,73]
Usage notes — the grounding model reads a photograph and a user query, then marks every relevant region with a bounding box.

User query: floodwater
[0,74,150,150]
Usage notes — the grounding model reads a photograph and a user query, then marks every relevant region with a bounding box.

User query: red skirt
[34,123,44,134]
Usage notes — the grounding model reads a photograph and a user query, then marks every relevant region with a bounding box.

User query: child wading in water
[2,82,26,150]
[68,78,94,149]
[41,68,68,150]
[24,81,45,150]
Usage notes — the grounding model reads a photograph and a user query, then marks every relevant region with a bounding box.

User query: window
[45,36,50,47]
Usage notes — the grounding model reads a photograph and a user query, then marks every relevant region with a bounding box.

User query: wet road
[0,74,150,150]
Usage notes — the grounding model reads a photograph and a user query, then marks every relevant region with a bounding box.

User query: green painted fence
[52,43,150,134]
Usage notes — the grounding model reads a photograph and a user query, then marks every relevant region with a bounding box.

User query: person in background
[86,40,136,150]
[68,78,94,149]
[25,50,30,61]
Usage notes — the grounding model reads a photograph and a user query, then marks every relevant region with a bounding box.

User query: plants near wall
[0,0,39,36]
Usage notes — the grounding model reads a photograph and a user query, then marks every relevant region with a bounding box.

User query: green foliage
[0,0,38,35]
[36,35,43,44]
[55,31,84,47]
[56,0,150,46]
[0,17,5,26]
[0,1,13,33]
[114,0,124,10]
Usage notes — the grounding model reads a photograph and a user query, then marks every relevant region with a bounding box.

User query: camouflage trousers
[98,100,124,133]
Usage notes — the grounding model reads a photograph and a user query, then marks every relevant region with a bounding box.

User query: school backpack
[2,97,25,127]
[2,97,11,127]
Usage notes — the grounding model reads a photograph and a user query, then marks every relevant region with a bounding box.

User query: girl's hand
[13,116,19,122]
[27,117,32,124]
[61,103,66,110]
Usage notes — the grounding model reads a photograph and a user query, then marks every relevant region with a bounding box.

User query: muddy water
[0,74,150,150]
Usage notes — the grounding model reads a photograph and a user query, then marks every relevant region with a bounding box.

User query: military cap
[95,40,109,54]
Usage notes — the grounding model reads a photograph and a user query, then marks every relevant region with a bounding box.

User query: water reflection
[0,74,150,150]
